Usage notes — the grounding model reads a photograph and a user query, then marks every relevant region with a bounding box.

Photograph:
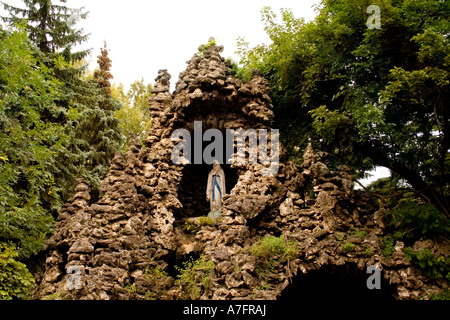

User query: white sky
[1,0,320,89]
[67,0,320,91]
[357,166,391,188]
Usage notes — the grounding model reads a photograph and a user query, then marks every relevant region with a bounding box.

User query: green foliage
[336,229,371,255]
[182,216,217,235]
[236,6,317,164]
[198,37,217,55]
[198,216,216,227]
[384,200,450,240]
[77,43,122,181]
[404,247,450,281]
[250,235,298,260]
[3,0,124,202]
[2,0,89,58]
[353,229,368,241]
[183,219,199,234]
[366,176,406,207]
[125,283,137,294]
[237,1,450,215]
[310,105,352,145]
[429,289,450,301]
[0,24,124,260]
[0,3,125,298]
[144,266,168,279]
[113,79,153,148]
[0,26,63,258]
[381,229,413,259]
[42,291,70,300]
[341,242,357,253]
[250,235,298,263]
[175,255,215,300]
[249,235,298,283]
[336,228,367,242]
[226,57,252,82]
[0,244,35,300]
[381,235,396,259]
[132,265,173,300]
[363,247,373,257]
[144,290,156,300]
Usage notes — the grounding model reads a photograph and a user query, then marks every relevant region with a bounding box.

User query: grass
[341,242,357,253]
[249,235,298,262]
[175,255,215,300]
[183,216,217,234]
[429,289,450,300]
[125,283,137,294]
[183,219,199,234]
[249,235,298,280]
[198,216,216,227]
[144,266,168,279]
[363,246,373,257]
[354,229,367,241]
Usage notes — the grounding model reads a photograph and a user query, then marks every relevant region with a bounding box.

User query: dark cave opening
[165,251,202,280]
[175,163,239,220]
[279,263,396,302]
[173,118,241,220]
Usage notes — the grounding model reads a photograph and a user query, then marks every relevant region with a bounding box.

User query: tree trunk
[359,141,450,218]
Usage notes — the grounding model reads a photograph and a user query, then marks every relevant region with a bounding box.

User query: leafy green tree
[2,1,123,199]
[0,244,35,300]
[238,0,450,217]
[236,8,314,159]
[114,79,153,147]
[0,26,68,258]
[2,0,91,199]
[127,78,154,113]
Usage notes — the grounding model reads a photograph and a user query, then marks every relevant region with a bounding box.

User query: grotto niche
[174,160,239,220]
[38,40,449,301]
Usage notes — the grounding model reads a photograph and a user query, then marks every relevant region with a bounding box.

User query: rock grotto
[37,40,449,301]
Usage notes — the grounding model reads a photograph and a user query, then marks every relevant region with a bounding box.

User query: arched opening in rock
[279,263,396,302]
[175,163,239,220]
[172,112,244,220]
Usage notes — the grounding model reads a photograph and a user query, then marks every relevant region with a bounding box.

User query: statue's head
[213,160,220,168]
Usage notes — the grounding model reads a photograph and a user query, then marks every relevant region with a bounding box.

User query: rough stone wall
[38,41,448,300]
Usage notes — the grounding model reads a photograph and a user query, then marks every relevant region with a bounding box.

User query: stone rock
[216,261,234,275]
[311,162,330,179]
[213,247,231,262]
[225,273,244,289]
[37,40,447,302]
[208,210,221,219]
[69,238,94,254]
[279,197,294,217]
[240,195,270,219]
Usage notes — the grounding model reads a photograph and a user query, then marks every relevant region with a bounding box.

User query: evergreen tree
[1,1,121,201]
[238,1,450,216]
[77,43,122,181]
[1,0,89,60]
